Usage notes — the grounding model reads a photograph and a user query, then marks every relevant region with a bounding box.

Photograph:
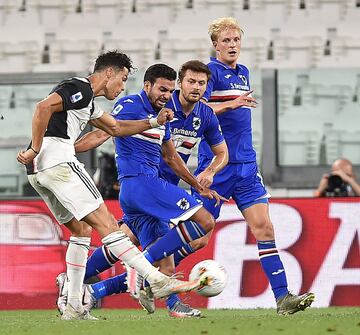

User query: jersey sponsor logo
[230,82,249,90]
[111,104,123,115]
[192,117,201,130]
[172,128,197,137]
[177,198,190,210]
[70,92,83,103]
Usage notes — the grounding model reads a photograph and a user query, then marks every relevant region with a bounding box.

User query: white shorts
[28,161,104,224]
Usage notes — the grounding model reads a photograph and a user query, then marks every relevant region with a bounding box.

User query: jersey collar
[138,89,157,114]
[209,57,243,74]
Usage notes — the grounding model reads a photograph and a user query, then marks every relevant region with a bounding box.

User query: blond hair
[208,17,243,42]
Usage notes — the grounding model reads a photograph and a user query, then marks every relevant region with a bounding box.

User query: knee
[251,219,274,240]
[190,235,209,251]
[198,212,216,233]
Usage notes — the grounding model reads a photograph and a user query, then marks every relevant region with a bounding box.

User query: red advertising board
[0,198,359,310]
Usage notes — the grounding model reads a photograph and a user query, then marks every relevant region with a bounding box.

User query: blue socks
[258,240,289,300]
[145,220,206,263]
[173,244,195,267]
[85,246,117,280]
[166,294,180,310]
[90,273,127,300]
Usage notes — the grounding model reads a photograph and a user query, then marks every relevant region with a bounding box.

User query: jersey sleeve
[162,123,171,143]
[202,65,217,102]
[53,79,93,112]
[112,100,138,121]
[90,101,105,120]
[203,110,225,147]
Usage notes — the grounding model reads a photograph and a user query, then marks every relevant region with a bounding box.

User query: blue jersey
[112,90,171,179]
[198,57,257,165]
[159,90,224,185]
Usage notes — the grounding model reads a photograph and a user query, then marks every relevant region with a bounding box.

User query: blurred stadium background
[0,0,359,311]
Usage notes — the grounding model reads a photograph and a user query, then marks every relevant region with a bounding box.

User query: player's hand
[200,188,229,207]
[196,170,215,188]
[17,149,37,165]
[157,108,174,125]
[331,170,352,183]
[231,91,257,109]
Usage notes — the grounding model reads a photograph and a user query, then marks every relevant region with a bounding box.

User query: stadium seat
[49,39,100,72]
[272,36,323,68]
[279,130,321,166]
[325,130,360,165]
[103,38,156,69]
[160,38,211,69]
[0,41,41,73]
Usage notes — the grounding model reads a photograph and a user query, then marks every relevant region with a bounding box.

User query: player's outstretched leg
[276,292,315,315]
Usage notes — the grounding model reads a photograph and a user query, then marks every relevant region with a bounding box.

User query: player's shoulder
[238,63,250,75]
[112,94,140,115]
[53,77,91,93]
[198,100,217,121]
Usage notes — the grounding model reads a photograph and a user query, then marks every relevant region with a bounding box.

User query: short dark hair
[93,50,134,73]
[178,60,211,83]
[144,64,177,84]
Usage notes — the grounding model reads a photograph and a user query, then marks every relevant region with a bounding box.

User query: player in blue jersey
[183,17,314,315]
[57,62,228,317]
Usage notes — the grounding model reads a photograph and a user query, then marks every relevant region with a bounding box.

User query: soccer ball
[189,259,227,297]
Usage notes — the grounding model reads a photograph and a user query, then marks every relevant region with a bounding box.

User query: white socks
[66,236,90,310]
[102,231,162,282]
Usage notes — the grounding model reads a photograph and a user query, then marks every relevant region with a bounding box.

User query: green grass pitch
[0,308,359,335]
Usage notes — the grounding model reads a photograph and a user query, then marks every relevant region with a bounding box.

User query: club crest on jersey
[192,117,201,130]
[239,75,248,86]
[111,104,123,115]
[177,198,190,210]
[70,92,83,103]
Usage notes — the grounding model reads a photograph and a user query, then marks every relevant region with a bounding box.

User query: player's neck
[88,73,108,97]
[179,94,195,117]
[217,57,237,69]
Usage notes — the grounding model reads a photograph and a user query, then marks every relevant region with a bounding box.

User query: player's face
[179,70,208,103]
[145,78,175,110]
[104,67,129,100]
[213,28,241,68]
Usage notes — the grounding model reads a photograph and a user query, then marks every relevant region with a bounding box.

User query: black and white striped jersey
[27,77,104,174]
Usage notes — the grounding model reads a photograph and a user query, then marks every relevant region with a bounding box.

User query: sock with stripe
[145,220,206,263]
[66,236,90,310]
[102,231,162,282]
[89,273,127,300]
[166,293,181,310]
[85,246,118,281]
[258,240,289,300]
[173,244,195,267]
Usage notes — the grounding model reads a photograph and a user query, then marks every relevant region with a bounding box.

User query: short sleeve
[163,123,171,143]
[203,110,224,147]
[202,66,217,102]
[53,79,93,112]
[90,101,104,120]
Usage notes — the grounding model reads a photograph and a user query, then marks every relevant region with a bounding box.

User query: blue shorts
[119,172,202,226]
[193,161,270,219]
[123,215,170,250]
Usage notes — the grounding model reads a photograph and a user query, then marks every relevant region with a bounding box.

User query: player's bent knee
[251,220,274,240]
[190,235,209,250]
[191,208,216,232]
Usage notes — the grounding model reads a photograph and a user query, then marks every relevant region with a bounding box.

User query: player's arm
[17,92,63,165]
[196,141,228,188]
[89,108,174,137]
[75,129,111,153]
[161,140,228,205]
[202,91,257,115]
